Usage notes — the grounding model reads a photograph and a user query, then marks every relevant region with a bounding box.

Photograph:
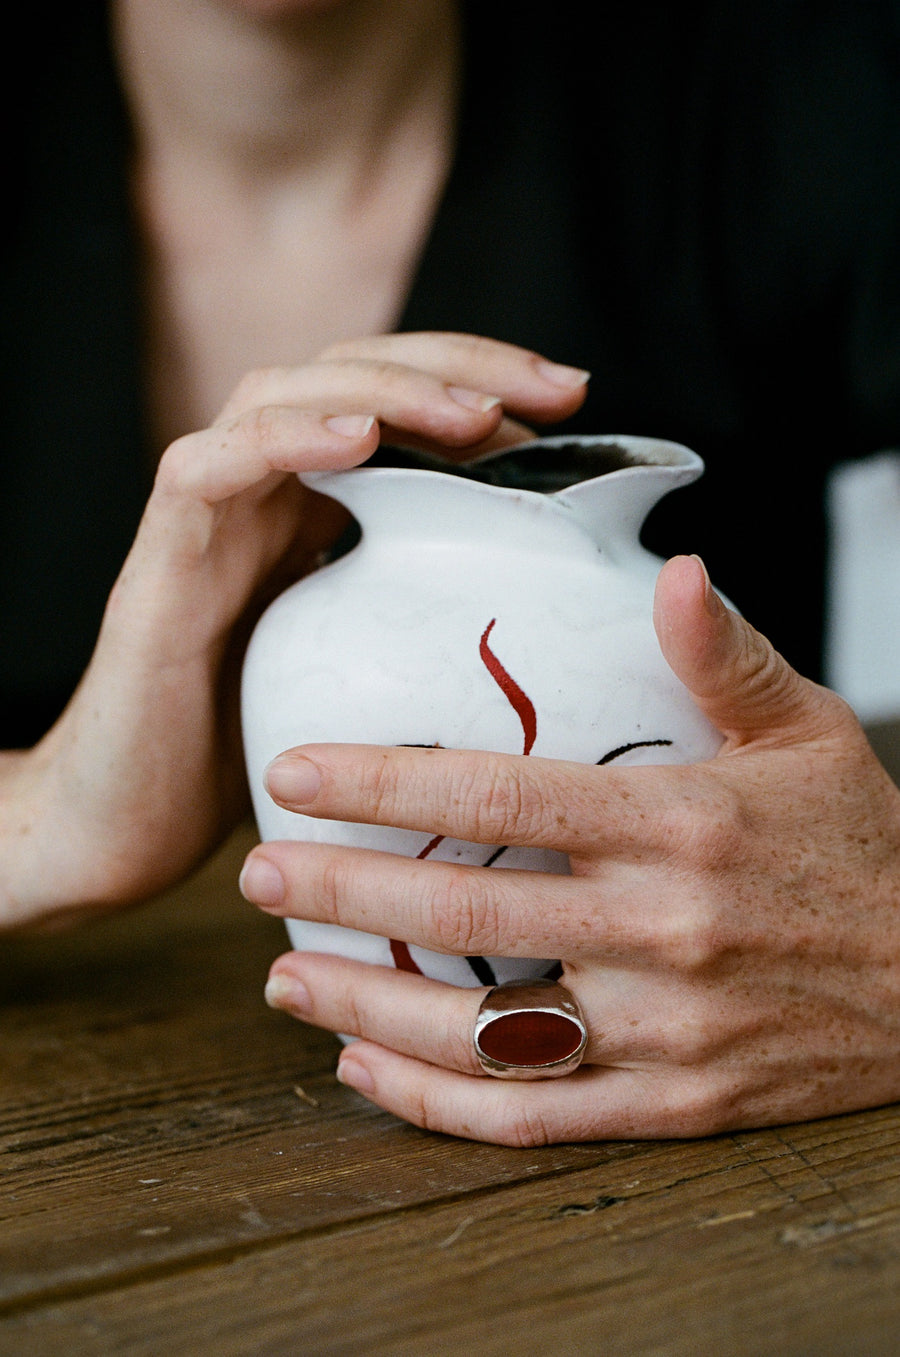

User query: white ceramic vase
[241,435,724,987]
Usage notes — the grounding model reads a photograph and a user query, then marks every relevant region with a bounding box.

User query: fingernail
[238,854,285,907]
[447,385,502,413]
[324,414,376,437]
[534,359,591,388]
[264,755,322,805]
[264,972,312,1013]
[689,554,724,617]
[336,1057,376,1096]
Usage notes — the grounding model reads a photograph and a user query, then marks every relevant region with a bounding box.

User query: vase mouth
[302,434,703,497]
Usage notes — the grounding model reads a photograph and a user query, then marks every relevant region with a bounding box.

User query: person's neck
[112,0,461,199]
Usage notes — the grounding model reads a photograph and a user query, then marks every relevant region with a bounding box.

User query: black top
[3,2,900,746]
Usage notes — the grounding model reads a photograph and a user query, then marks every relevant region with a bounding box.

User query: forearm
[0,642,236,934]
[0,744,64,932]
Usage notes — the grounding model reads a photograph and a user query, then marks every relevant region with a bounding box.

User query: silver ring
[473,979,588,1079]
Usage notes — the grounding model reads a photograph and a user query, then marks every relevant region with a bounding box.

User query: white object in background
[826,451,900,724]
[241,435,724,991]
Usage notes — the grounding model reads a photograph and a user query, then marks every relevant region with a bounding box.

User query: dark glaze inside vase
[365,436,651,494]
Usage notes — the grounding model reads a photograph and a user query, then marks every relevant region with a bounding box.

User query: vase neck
[553,437,704,551]
[302,434,704,556]
[303,466,595,555]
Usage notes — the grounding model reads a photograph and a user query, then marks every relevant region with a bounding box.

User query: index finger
[218,334,589,426]
[262,743,698,862]
[317,332,591,421]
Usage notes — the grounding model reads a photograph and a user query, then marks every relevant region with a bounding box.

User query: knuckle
[489,1104,557,1149]
[661,996,724,1065]
[359,753,407,825]
[336,975,367,1038]
[316,855,355,928]
[651,906,730,976]
[228,366,289,410]
[153,433,196,494]
[433,330,510,364]
[317,337,366,363]
[429,868,500,957]
[652,796,700,858]
[657,777,748,868]
[319,351,407,393]
[403,1085,434,1132]
[733,627,787,701]
[240,402,289,453]
[405,1084,457,1138]
[473,768,525,842]
[468,758,546,845]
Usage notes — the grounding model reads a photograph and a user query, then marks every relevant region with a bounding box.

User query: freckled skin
[251,554,900,1146]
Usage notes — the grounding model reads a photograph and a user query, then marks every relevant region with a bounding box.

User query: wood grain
[2,825,899,1355]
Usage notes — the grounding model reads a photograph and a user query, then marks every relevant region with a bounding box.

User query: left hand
[239,555,900,1146]
[1,333,586,931]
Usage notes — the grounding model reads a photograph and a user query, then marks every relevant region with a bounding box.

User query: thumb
[653,554,837,748]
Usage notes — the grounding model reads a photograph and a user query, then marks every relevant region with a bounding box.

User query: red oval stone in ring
[477,1010,584,1066]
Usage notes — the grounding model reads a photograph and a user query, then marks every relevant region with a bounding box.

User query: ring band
[474,979,588,1079]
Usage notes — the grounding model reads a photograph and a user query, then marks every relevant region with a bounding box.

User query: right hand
[0,332,588,930]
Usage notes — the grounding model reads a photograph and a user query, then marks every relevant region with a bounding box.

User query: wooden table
[2,823,899,1355]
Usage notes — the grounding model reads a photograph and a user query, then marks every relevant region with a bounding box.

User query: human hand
[242,554,900,1145]
[1,333,588,929]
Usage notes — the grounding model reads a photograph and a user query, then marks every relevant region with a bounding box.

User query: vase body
[241,435,724,988]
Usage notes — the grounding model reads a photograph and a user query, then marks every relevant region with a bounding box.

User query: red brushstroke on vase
[389,619,538,975]
[479,618,537,755]
[389,940,422,972]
